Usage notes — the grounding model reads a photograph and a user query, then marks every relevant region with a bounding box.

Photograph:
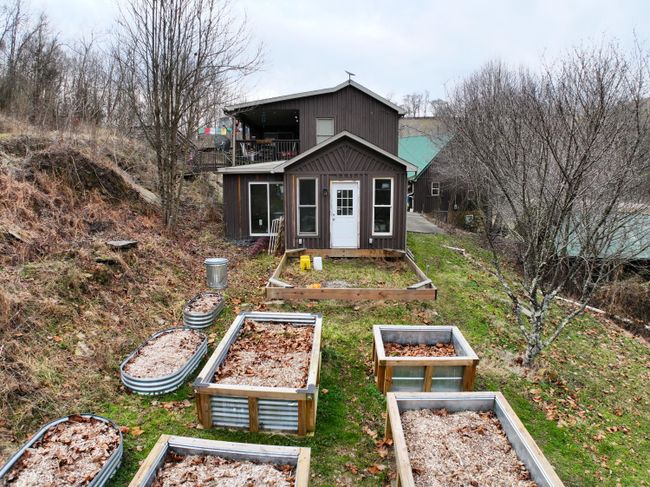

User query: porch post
[231,115,236,166]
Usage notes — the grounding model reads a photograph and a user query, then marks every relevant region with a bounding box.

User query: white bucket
[313,256,323,271]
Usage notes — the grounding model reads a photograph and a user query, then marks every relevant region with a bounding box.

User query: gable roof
[219,131,417,174]
[224,80,406,115]
[398,134,451,179]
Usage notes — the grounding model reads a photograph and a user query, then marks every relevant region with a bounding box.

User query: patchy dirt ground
[281,257,417,288]
[1,415,120,486]
[151,452,295,487]
[384,342,456,357]
[123,329,204,378]
[401,408,537,487]
[214,320,314,388]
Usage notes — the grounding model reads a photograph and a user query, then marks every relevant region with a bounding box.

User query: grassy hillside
[1,128,648,486]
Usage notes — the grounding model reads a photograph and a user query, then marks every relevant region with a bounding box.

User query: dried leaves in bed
[184,293,222,313]
[1,415,120,487]
[401,409,538,487]
[214,320,313,389]
[384,342,456,357]
[152,452,295,487]
[124,329,203,379]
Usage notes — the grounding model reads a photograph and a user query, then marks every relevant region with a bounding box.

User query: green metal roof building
[398,135,450,179]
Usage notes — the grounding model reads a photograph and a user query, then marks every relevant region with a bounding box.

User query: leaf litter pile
[214,320,313,388]
[152,452,295,487]
[184,292,222,314]
[1,416,120,487]
[385,342,456,357]
[401,409,538,487]
[124,329,203,378]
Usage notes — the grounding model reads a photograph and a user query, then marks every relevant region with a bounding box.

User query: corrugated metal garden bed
[128,435,310,486]
[0,414,123,487]
[385,392,565,487]
[266,248,437,302]
[182,291,225,329]
[193,312,322,436]
[373,325,479,394]
[120,327,208,395]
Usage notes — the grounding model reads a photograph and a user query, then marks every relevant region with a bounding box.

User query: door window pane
[250,184,268,234]
[336,189,353,216]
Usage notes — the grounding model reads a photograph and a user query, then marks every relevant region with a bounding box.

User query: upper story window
[373,178,393,236]
[316,118,334,144]
[297,178,318,235]
[431,181,441,196]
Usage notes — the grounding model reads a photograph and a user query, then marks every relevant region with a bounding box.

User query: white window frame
[431,181,441,196]
[297,177,319,236]
[316,117,335,145]
[372,177,394,236]
[248,181,283,237]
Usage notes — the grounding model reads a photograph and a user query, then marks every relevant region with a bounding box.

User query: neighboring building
[219,80,416,250]
[399,116,448,138]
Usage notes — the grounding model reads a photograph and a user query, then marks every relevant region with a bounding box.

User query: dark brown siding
[284,138,407,250]
[223,173,283,239]
[413,164,451,218]
[251,86,399,154]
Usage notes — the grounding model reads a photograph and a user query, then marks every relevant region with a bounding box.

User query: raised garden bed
[193,312,322,436]
[120,327,208,395]
[385,392,565,487]
[373,325,479,394]
[0,414,123,487]
[266,249,437,302]
[128,435,310,487]
[182,291,225,329]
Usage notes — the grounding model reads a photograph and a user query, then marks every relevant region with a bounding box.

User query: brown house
[219,81,416,250]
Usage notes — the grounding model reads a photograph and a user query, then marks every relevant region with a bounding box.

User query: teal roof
[399,135,450,179]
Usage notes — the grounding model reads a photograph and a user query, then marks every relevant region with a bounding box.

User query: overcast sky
[29,0,650,102]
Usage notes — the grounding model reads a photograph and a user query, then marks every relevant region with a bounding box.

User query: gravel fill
[214,320,313,389]
[124,329,203,378]
[152,452,295,486]
[401,409,538,487]
[385,342,456,357]
[1,416,120,487]
[184,292,222,313]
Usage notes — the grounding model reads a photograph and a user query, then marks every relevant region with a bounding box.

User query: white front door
[330,181,360,248]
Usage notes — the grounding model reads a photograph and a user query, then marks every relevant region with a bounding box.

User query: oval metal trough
[120,327,208,395]
[0,414,123,486]
[182,292,225,329]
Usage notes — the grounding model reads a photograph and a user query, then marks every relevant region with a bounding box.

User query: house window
[373,178,393,235]
[431,181,441,196]
[316,118,334,144]
[467,189,476,201]
[249,182,283,236]
[298,178,318,235]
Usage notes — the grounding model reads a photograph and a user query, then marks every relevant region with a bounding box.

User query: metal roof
[218,131,417,174]
[398,134,450,179]
[224,80,406,115]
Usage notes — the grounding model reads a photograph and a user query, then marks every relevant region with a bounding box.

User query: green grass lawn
[102,233,649,486]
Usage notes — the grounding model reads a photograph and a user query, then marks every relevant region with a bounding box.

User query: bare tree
[441,44,650,365]
[116,0,261,228]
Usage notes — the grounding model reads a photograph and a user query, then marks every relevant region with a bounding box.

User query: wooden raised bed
[193,312,322,436]
[385,392,565,487]
[266,248,437,302]
[373,325,479,394]
[128,435,310,486]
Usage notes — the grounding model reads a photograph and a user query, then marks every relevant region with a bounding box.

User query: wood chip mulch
[184,292,222,313]
[124,329,203,379]
[214,320,313,389]
[1,416,120,487]
[401,409,538,487]
[384,342,456,357]
[152,452,295,487]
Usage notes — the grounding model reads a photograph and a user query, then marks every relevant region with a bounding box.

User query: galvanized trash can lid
[204,257,228,265]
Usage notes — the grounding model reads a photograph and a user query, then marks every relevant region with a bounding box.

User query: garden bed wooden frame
[193,312,322,436]
[128,435,310,487]
[266,248,437,302]
[373,325,479,394]
[385,392,565,487]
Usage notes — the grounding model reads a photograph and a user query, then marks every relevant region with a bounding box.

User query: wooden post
[248,397,259,432]
[231,116,236,166]
[196,394,212,429]
[462,362,478,391]
[423,365,434,392]
[297,399,308,436]
[383,366,393,394]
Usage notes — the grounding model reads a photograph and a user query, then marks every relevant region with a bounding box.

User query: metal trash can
[205,257,228,289]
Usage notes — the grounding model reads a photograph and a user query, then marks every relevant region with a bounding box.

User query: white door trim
[329,180,360,249]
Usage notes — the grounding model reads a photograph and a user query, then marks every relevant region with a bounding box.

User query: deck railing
[236,139,300,164]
